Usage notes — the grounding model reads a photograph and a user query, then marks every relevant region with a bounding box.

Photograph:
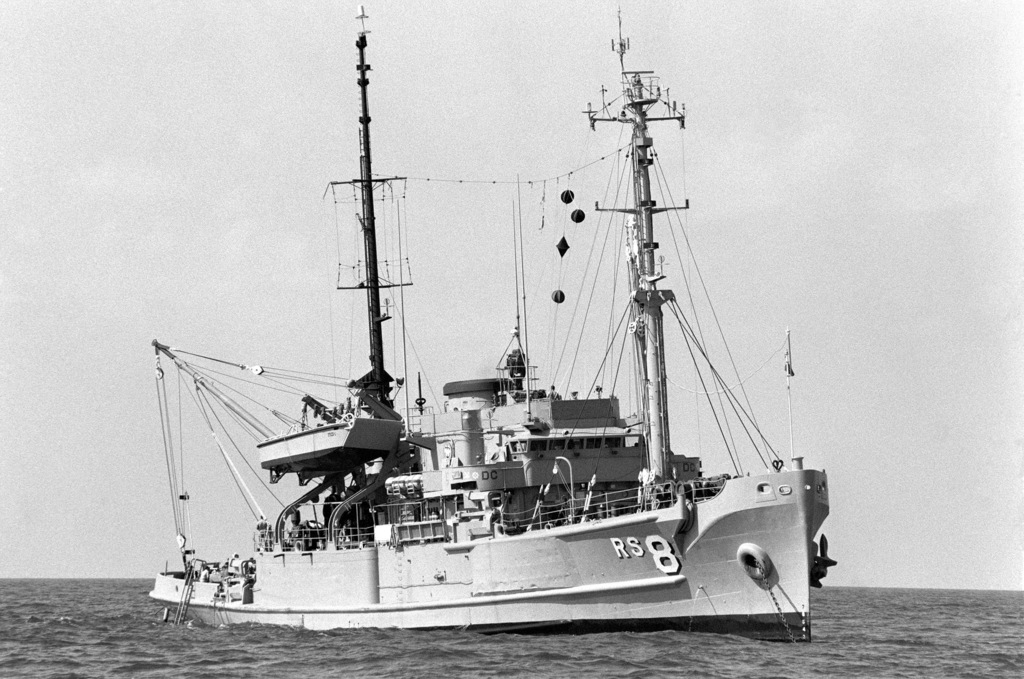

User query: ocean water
[0,581,1019,678]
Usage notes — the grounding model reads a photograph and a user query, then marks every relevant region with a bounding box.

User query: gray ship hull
[151,469,828,640]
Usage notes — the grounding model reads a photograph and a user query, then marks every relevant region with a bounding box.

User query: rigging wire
[647,154,735,461]
[665,302,742,475]
[176,369,184,509]
[325,183,341,402]
[666,334,788,396]
[602,150,625,390]
[156,362,181,535]
[538,303,632,485]
[193,387,265,520]
[396,145,628,186]
[560,193,620,393]
[668,301,781,470]
[528,154,634,373]
[194,362,350,409]
[552,149,631,389]
[516,178,532,392]
[175,369,195,549]
[253,364,356,381]
[172,349,245,369]
[199,388,285,509]
[397,189,411,422]
[652,151,781,467]
[218,399,264,443]
[384,297,440,410]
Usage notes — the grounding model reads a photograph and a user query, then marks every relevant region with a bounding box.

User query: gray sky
[1,1,1021,590]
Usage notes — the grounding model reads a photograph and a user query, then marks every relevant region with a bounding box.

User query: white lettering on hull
[608,535,681,575]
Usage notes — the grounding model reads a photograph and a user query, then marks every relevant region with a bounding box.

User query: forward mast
[588,27,687,480]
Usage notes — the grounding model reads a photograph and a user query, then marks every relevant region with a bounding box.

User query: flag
[784,331,795,377]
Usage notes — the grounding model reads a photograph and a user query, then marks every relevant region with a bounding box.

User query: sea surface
[0,580,1019,678]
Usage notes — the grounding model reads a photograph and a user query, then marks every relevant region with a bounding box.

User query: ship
[150,12,836,641]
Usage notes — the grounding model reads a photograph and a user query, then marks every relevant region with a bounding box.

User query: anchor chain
[688,585,704,632]
[757,563,796,643]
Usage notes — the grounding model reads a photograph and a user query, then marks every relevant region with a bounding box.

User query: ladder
[172,568,196,625]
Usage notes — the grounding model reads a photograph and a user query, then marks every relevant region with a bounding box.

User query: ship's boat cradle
[151,468,828,638]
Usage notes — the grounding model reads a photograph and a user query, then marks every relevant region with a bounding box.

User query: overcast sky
[1,1,1021,590]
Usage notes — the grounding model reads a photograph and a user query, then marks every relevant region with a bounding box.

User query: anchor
[809,534,837,588]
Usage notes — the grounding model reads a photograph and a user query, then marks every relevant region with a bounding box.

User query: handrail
[259,475,730,552]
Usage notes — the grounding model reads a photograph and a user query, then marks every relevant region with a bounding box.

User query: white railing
[253,476,731,550]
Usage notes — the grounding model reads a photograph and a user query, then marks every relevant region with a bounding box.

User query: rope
[653,153,781,468]
[561,206,614,395]
[386,300,440,410]
[176,370,195,552]
[194,388,265,520]
[325,188,341,402]
[648,153,741,468]
[172,345,359,385]
[176,370,185,516]
[155,361,181,535]
[666,334,788,395]
[398,146,627,186]
[552,153,630,389]
[560,303,632,482]
[667,302,742,476]
[669,301,781,470]
[602,208,625,389]
[190,362,349,417]
[201,391,285,508]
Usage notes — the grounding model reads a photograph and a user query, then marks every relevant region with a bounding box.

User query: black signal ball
[570,209,585,223]
[552,290,566,304]
[560,189,575,204]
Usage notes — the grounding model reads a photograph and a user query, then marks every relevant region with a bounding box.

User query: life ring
[736,542,774,586]
[341,412,356,427]
[679,500,695,534]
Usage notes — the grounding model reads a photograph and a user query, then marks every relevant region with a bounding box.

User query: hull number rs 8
[610,536,681,574]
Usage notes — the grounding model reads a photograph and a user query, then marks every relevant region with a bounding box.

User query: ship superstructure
[150,14,835,640]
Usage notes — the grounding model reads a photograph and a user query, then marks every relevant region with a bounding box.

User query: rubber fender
[736,542,774,583]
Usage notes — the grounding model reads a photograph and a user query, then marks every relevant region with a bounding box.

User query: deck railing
[253,476,730,551]
[255,501,376,553]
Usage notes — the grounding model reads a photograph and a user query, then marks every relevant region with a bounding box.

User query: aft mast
[347,9,394,407]
[589,18,687,480]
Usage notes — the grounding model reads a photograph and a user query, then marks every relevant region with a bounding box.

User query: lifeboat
[257,417,403,475]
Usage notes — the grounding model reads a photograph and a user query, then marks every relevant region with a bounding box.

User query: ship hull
[151,469,828,641]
